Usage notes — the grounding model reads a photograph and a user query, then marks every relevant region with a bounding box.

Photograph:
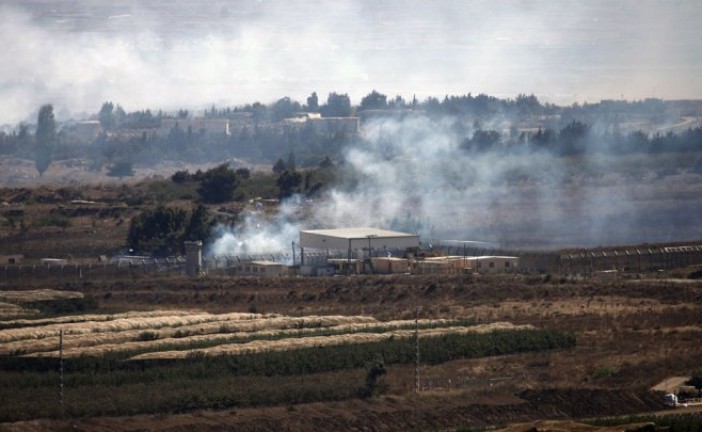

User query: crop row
[0,328,575,421]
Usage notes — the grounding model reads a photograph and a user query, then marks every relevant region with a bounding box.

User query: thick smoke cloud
[211,112,701,256]
[2,1,702,125]
[314,115,639,249]
[209,197,302,259]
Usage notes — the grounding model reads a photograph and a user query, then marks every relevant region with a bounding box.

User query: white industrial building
[300,227,420,254]
[299,227,420,274]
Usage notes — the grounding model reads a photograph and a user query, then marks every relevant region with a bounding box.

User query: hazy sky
[1,0,701,125]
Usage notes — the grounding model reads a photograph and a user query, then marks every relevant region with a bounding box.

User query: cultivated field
[0,272,701,431]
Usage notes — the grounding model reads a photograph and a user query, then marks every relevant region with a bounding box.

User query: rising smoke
[208,196,303,259]
[208,111,702,257]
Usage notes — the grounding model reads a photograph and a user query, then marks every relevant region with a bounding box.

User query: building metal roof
[300,227,417,239]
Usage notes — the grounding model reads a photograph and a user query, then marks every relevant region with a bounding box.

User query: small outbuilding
[409,256,519,275]
[0,254,23,265]
[237,260,288,277]
[467,256,519,273]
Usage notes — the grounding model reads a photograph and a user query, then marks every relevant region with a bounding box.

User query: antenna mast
[414,308,419,394]
[59,329,64,414]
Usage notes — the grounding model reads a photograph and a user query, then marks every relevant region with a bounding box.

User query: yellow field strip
[0,302,28,319]
[0,309,205,328]
[129,322,533,361]
[22,318,451,358]
[0,289,84,303]
[0,312,273,344]
[1,314,381,355]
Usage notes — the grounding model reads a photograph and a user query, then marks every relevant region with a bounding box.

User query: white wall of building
[300,227,419,252]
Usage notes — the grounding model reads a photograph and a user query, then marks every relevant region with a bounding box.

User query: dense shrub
[23,295,98,315]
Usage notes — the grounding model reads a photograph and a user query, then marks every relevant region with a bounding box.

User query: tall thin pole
[291,241,296,267]
[59,329,64,414]
[414,308,420,394]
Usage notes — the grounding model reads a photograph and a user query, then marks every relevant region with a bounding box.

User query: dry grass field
[0,271,701,431]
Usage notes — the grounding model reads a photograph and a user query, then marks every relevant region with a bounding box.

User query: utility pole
[414,308,420,394]
[413,308,420,429]
[59,329,64,415]
[291,241,296,267]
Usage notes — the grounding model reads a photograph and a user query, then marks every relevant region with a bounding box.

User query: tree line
[0,93,699,177]
[126,159,335,255]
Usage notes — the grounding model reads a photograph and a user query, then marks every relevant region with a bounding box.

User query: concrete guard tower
[184,241,203,277]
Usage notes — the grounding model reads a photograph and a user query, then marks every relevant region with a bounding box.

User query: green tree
[250,102,268,126]
[531,128,557,149]
[127,206,188,255]
[359,90,388,111]
[286,151,296,171]
[277,169,302,200]
[127,205,213,255]
[197,163,241,203]
[462,129,501,152]
[559,120,590,155]
[271,97,301,122]
[515,93,541,116]
[321,92,352,117]
[235,167,250,180]
[34,104,56,176]
[183,204,214,242]
[114,105,126,129]
[98,102,114,130]
[171,169,192,183]
[272,158,287,174]
[687,374,702,395]
[305,92,319,112]
[360,361,387,398]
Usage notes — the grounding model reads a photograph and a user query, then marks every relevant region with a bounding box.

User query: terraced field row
[0,307,496,359]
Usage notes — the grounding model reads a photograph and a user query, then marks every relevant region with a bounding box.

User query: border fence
[1,244,701,283]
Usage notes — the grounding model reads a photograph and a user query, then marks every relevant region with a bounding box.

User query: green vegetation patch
[0,328,574,421]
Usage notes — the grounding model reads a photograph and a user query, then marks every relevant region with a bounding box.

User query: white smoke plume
[207,111,701,256]
[208,197,302,259]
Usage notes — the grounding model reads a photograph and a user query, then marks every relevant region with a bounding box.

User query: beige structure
[237,261,287,276]
[159,118,231,136]
[467,256,519,273]
[371,257,411,274]
[72,121,102,140]
[40,258,67,267]
[326,254,518,276]
[308,117,359,135]
[281,115,359,135]
[328,258,364,275]
[406,256,519,275]
[594,269,619,282]
[411,256,468,275]
[0,254,23,265]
